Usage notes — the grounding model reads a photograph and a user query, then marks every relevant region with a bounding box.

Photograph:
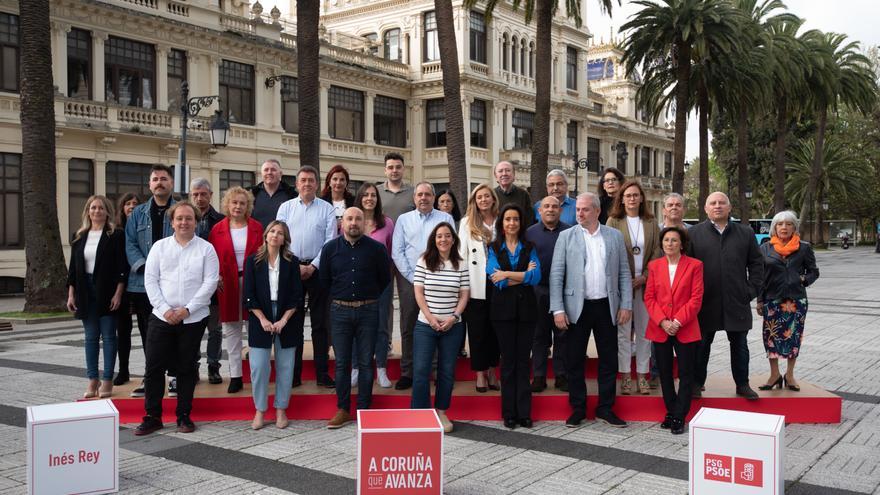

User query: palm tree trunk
[434,0,468,205]
[530,0,553,204]
[19,0,68,311]
[736,105,750,224]
[297,0,321,172]
[800,107,827,242]
[672,40,691,194]
[773,102,788,214]
[698,80,709,221]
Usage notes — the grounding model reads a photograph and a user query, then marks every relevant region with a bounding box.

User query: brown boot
[327,409,352,429]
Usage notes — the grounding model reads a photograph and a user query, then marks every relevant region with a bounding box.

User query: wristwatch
[453,313,462,323]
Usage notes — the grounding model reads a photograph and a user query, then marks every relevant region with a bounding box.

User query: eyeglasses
[603,178,620,184]
[623,193,641,199]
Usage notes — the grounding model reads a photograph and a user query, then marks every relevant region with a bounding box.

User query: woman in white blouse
[458,184,501,392]
[67,195,127,399]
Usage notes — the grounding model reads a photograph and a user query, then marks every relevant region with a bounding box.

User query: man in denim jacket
[126,164,176,398]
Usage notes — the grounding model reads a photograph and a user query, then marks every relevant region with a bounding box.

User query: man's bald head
[705,191,732,223]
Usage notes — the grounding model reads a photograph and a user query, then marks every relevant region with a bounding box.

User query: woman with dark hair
[67,195,127,398]
[597,167,625,224]
[606,180,661,395]
[320,164,355,227]
[113,192,139,385]
[209,187,264,393]
[644,226,703,434]
[434,189,462,226]
[411,222,469,433]
[243,221,303,430]
[487,204,541,429]
[350,183,396,388]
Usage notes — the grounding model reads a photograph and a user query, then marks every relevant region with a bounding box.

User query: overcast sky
[586,0,880,160]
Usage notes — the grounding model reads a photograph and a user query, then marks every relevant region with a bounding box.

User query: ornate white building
[0,0,672,291]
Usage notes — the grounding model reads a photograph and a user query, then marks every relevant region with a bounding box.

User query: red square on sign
[734,457,764,487]
[704,454,733,483]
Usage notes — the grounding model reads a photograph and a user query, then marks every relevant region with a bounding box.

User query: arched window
[502,34,509,71]
[520,39,527,75]
[511,36,518,73]
[383,28,401,61]
[529,42,535,78]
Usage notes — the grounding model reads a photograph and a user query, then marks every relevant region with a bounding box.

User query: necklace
[630,217,642,255]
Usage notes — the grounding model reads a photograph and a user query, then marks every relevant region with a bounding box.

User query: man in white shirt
[549,192,632,428]
[276,165,338,388]
[135,201,219,436]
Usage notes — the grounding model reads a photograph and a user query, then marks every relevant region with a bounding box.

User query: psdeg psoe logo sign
[704,453,763,487]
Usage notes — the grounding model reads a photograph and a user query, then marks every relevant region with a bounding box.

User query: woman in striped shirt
[411,222,470,433]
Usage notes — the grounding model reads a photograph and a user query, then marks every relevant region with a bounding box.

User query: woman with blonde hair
[67,195,127,398]
[208,186,264,393]
[243,221,303,429]
[458,184,501,392]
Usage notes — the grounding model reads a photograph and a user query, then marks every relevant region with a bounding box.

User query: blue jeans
[331,301,379,411]
[351,284,392,369]
[250,336,296,412]
[82,276,117,380]
[411,321,464,411]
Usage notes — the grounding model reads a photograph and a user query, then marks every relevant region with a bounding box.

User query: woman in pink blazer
[644,226,704,435]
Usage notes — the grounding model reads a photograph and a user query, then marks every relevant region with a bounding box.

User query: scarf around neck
[770,234,800,257]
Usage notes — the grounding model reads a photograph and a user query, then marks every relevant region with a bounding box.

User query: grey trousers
[395,272,418,379]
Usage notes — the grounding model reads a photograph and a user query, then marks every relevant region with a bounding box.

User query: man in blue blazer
[550,192,633,428]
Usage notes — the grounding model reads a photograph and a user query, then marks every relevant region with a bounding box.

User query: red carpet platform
[102,370,840,425]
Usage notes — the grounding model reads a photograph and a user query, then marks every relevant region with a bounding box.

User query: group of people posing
[66,153,819,437]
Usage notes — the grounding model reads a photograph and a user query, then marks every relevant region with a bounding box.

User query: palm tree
[621,0,744,195]
[18,0,69,311]
[297,0,321,171]
[799,32,877,241]
[465,0,617,203]
[434,0,468,206]
[786,137,871,244]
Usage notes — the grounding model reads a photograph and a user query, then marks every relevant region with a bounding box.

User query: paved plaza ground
[0,246,878,494]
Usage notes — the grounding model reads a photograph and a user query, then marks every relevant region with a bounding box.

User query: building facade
[0,0,672,290]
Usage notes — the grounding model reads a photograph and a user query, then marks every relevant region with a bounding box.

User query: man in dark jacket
[494,161,534,226]
[688,192,764,400]
[250,159,297,228]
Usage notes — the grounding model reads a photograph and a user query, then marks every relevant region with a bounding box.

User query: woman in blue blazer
[243,221,304,430]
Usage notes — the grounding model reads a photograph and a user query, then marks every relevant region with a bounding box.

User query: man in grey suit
[550,192,633,428]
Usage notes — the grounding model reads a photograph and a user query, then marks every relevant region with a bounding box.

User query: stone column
[578,50,588,95]
[156,45,169,111]
[365,92,376,145]
[319,81,330,138]
[94,158,107,196]
[408,99,424,181]
[488,21,499,78]
[51,22,70,96]
[503,105,513,150]
[489,101,503,164]
[208,56,221,112]
[92,31,108,102]
[254,65,271,128]
[462,96,472,183]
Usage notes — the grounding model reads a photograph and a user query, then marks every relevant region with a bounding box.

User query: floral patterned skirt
[762,298,808,359]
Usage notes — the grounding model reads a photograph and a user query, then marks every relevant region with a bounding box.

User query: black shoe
[176,414,195,433]
[113,372,130,386]
[530,376,547,393]
[759,375,783,390]
[317,375,336,388]
[565,412,585,428]
[736,385,759,401]
[660,414,674,429]
[394,376,413,390]
[227,377,243,394]
[519,418,533,428]
[458,349,468,358]
[292,377,302,388]
[208,365,222,385]
[130,382,145,398]
[670,418,685,435]
[692,384,703,398]
[134,416,163,436]
[555,375,569,392]
[503,418,518,429]
[596,411,628,428]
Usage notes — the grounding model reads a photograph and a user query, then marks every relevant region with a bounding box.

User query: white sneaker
[351,369,359,387]
[377,368,392,388]
[437,410,453,433]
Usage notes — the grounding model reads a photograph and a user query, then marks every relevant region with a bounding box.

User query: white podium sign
[690,407,784,495]
[27,399,119,495]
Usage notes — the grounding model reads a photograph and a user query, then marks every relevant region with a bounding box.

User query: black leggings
[115,292,134,375]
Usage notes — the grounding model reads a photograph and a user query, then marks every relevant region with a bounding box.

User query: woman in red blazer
[208,187,264,393]
[644,226,704,435]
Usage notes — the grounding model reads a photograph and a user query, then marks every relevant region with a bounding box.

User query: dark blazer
[687,219,764,333]
[67,228,128,319]
[644,255,704,344]
[243,252,304,349]
[758,241,819,302]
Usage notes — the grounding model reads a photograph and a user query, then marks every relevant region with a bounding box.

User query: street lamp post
[177,81,229,194]
[571,152,591,197]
